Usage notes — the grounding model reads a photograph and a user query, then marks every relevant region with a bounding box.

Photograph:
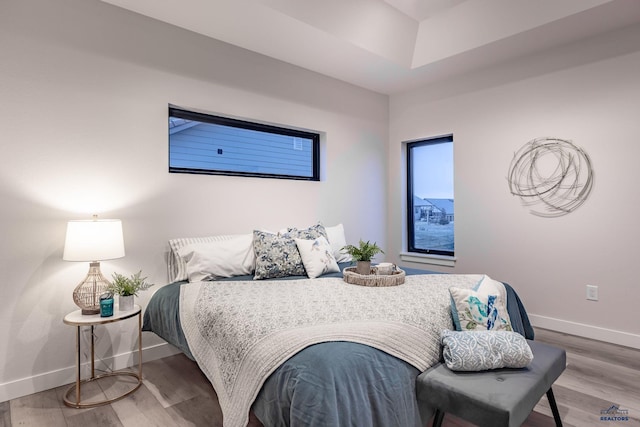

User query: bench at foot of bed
[416,340,566,427]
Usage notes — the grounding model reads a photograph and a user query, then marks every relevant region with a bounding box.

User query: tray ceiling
[100,0,640,94]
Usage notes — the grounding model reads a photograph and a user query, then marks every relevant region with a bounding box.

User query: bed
[143,225,532,427]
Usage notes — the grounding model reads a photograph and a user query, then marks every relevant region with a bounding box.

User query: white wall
[5,0,639,405]
[0,0,388,401]
[389,23,640,348]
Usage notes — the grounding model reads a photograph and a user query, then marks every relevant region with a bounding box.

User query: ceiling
[100,0,640,94]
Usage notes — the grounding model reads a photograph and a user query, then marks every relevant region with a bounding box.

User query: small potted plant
[341,239,384,275]
[107,270,154,311]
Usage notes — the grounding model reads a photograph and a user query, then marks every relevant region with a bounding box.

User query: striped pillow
[168,234,238,282]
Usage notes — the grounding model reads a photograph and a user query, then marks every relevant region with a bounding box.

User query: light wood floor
[2,328,639,427]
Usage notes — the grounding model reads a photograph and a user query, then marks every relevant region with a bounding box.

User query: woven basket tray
[343,267,405,287]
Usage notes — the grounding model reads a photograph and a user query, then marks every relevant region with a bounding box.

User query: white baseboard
[0,342,181,404]
[529,314,640,349]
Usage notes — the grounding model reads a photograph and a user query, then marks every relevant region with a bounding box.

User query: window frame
[406,135,454,257]
[169,106,320,181]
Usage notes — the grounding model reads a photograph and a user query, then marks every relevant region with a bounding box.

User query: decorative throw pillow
[253,230,304,280]
[324,223,352,263]
[177,234,255,282]
[253,224,329,280]
[295,236,340,279]
[441,329,533,371]
[449,277,512,331]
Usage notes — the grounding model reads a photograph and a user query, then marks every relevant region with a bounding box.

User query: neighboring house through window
[169,106,320,181]
[406,135,454,256]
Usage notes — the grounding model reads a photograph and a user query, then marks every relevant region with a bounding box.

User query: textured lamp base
[73,262,111,315]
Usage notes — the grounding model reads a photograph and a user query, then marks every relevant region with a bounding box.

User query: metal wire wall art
[507,137,594,217]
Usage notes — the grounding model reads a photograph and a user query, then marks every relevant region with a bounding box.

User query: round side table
[63,304,143,408]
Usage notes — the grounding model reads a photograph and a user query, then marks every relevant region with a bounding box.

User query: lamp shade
[63,219,125,262]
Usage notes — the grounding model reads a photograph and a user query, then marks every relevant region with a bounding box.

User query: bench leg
[546,387,563,427]
[433,409,445,427]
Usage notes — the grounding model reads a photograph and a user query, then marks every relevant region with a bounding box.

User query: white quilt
[180,274,482,427]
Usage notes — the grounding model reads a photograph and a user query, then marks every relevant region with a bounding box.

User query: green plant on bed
[341,239,384,262]
[342,240,384,275]
[340,239,384,261]
[107,270,154,296]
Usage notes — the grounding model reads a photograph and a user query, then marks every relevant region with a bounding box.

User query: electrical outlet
[586,285,598,301]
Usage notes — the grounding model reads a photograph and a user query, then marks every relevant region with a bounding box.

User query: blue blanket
[253,341,423,427]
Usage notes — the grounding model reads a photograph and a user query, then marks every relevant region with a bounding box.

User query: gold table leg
[63,313,142,408]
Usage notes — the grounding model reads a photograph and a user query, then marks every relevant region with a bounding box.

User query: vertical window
[169,106,320,181]
[406,135,454,256]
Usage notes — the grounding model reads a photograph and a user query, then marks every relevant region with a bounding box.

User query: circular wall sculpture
[507,137,594,218]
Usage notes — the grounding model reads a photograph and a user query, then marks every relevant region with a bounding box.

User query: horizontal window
[169,106,320,181]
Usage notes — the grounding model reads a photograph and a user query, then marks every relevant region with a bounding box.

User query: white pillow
[176,234,255,282]
[325,223,351,263]
[168,234,238,282]
[295,236,340,279]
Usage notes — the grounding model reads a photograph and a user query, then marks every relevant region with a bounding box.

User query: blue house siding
[170,122,314,177]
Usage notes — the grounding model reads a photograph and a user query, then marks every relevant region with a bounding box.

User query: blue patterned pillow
[253,225,328,280]
[441,329,533,371]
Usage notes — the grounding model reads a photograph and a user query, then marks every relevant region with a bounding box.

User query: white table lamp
[63,216,125,315]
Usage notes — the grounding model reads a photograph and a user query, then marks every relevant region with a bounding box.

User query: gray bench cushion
[416,340,566,427]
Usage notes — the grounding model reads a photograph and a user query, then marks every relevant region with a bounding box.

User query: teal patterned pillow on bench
[449,275,513,331]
